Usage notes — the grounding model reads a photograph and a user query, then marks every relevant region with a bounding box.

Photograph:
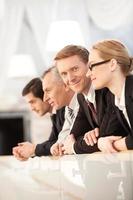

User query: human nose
[31,104,35,111]
[68,72,75,82]
[43,92,49,102]
[86,68,92,77]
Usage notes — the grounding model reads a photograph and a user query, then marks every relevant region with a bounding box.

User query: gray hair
[42,66,63,83]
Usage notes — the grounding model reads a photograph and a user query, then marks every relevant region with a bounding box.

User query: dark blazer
[112,75,133,149]
[35,107,65,156]
[71,88,129,154]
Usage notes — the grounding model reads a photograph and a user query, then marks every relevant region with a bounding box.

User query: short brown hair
[22,78,44,100]
[54,45,89,64]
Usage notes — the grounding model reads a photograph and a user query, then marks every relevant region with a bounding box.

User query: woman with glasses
[87,39,133,152]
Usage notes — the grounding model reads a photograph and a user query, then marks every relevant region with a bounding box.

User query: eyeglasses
[88,59,111,71]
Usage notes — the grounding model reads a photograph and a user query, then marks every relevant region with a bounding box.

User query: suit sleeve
[73,136,99,154]
[70,106,92,139]
[70,94,99,154]
[35,108,65,156]
[125,134,133,149]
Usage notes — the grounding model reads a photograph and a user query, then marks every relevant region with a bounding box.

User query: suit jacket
[35,107,65,156]
[112,75,133,149]
[71,88,129,154]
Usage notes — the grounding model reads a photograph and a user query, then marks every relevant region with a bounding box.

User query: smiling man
[42,66,79,156]
[54,45,128,154]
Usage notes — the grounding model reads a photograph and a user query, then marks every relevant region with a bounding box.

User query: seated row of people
[13,39,133,160]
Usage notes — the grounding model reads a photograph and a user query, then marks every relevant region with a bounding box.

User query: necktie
[68,107,75,120]
[87,101,98,124]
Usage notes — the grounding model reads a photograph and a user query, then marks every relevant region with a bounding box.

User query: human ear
[110,58,117,72]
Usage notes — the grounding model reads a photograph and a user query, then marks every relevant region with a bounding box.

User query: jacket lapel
[82,96,96,128]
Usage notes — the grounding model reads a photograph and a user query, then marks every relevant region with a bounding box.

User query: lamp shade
[46,20,85,52]
[7,54,37,78]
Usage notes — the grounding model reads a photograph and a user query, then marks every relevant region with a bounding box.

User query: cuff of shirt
[72,143,76,154]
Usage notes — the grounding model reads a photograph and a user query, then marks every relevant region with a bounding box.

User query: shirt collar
[84,85,95,104]
[51,107,56,114]
[115,81,125,111]
[68,93,78,110]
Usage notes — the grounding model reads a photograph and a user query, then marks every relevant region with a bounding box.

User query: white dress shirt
[57,93,79,143]
[115,81,131,127]
[84,85,96,109]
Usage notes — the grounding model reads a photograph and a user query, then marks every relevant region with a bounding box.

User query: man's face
[56,55,91,94]
[24,92,50,116]
[42,72,69,110]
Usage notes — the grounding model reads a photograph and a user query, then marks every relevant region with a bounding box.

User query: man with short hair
[55,45,128,154]
[13,66,79,159]
[42,66,79,156]
[13,77,65,160]
[22,77,51,116]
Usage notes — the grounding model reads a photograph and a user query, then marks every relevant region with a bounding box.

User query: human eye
[45,88,50,94]
[61,72,67,77]
[73,66,78,72]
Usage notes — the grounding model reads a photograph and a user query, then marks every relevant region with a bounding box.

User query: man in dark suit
[42,66,78,156]
[54,45,128,154]
[13,66,78,160]
[13,77,65,160]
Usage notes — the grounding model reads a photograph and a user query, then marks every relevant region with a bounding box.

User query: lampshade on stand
[46,20,85,52]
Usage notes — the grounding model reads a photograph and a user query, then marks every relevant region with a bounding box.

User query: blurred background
[0,0,133,154]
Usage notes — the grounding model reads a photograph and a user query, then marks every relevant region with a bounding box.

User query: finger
[110,136,122,141]
[18,143,25,146]
[107,143,118,153]
[107,147,117,153]
[52,150,57,156]
[84,132,95,146]
[91,132,98,144]
[88,136,95,146]
[59,144,63,156]
[95,128,99,137]
[84,136,91,146]
[54,147,60,156]
[61,146,65,152]
[63,150,68,155]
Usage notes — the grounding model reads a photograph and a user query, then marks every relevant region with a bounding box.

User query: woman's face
[86,49,112,90]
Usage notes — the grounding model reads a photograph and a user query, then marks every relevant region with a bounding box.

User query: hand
[12,146,29,161]
[98,136,122,153]
[12,142,36,161]
[62,134,76,155]
[84,128,99,146]
[50,143,60,156]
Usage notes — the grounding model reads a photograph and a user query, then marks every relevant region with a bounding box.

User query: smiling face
[56,55,91,95]
[42,72,70,110]
[87,49,114,90]
[24,92,50,116]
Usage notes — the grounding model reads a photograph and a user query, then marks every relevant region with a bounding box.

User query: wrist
[31,144,36,157]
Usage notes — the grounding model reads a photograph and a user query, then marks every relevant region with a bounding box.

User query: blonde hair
[92,39,133,75]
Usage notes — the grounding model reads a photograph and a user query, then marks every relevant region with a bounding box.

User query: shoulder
[126,75,133,85]
[125,75,133,96]
[56,107,65,118]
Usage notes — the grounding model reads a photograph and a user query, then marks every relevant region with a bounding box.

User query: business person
[13,66,79,159]
[87,39,133,152]
[42,66,79,156]
[13,77,65,160]
[55,44,128,154]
